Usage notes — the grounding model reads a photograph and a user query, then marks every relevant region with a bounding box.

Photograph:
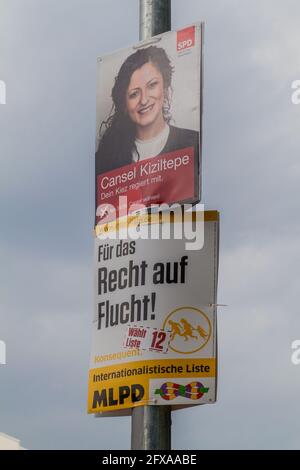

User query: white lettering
[291,340,300,365]
[291,80,300,104]
[0,340,6,365]
[0,80,6,104]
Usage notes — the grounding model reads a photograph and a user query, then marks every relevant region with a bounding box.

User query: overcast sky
[1,0,300,450]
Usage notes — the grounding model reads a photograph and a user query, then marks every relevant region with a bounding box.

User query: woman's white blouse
[132,124,170,162]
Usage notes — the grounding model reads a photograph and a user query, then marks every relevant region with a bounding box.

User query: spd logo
[177,26,195,52]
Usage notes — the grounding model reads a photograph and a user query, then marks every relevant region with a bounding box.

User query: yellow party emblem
[162,307,211,354]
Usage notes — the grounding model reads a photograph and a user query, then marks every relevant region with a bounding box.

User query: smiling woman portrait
[95,46,199,175]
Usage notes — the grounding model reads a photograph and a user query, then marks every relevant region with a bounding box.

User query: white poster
[95,23,204,225]
[88,211,219,415]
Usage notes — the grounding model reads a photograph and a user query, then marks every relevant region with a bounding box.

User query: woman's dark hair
[96,46,174,173]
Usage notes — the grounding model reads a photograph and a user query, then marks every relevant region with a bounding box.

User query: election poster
[87,211,219,415]
[95,23,204,225]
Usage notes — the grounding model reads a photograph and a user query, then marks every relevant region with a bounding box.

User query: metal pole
[131,405,172,450]
[139,0,171,40]
[131,0,172,450]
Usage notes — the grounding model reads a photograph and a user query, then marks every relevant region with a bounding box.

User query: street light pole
[139,0,171,40]
[131,0,172,451]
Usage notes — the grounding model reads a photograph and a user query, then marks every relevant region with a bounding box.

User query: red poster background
[96,147,195,224]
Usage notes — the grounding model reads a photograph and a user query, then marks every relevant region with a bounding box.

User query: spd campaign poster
[95,23,204,224]
[87,211,219,415]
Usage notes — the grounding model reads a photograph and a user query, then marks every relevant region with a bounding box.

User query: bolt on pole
[131,0,172,451]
